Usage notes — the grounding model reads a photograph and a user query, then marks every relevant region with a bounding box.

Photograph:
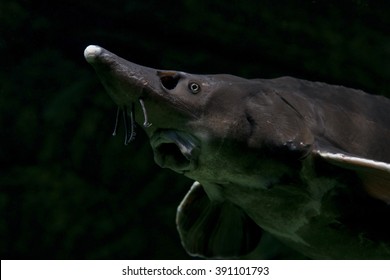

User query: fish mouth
[151,130,200,173]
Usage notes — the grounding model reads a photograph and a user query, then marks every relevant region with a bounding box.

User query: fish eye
[188,82,201,94]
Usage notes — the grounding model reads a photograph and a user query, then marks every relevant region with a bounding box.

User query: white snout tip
[84,45,102,62]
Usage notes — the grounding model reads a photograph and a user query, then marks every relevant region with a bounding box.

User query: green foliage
[0,0,388,259]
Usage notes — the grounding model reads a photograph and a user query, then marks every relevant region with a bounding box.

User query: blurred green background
[0,0,388,259]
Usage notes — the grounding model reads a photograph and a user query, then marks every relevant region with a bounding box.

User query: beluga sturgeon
[84,45,390,259]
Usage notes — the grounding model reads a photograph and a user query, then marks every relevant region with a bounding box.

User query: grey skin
[84,45,390,259]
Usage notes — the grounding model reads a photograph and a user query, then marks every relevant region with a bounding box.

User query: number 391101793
[215,266,269,276]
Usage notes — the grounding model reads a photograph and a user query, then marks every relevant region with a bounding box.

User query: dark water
[0,0,388,259]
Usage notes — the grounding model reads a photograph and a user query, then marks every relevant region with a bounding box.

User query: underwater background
[1,0,389,259]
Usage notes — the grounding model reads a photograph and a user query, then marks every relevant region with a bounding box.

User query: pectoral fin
[176,181,262,258]
[315,150,390,204]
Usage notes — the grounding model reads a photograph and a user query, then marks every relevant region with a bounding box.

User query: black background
[0,0,389,259]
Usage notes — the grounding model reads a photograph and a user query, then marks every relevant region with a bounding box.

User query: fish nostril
[160,74,180,90]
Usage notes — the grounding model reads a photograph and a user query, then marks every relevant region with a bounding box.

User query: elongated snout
[84,45,103,63]
[84,45,160,106]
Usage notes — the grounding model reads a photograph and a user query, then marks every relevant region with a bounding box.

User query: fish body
[85,45,390,259]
